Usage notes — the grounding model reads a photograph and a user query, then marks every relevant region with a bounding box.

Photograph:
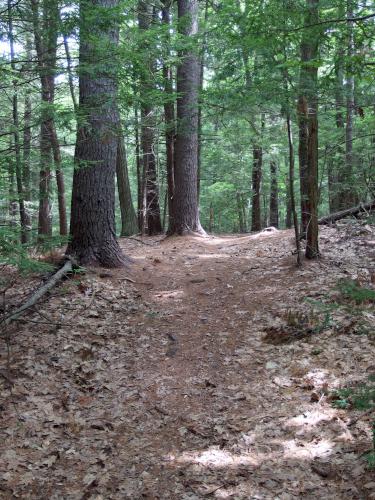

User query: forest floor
[1,224,375,499]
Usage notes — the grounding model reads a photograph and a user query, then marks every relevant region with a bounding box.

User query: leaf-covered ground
[1,225,375,499]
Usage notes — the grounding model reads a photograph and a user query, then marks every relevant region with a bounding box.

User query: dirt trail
[1,228,375,499]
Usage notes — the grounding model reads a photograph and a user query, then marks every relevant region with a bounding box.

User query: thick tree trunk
[171,0,204,235]
[116,129,138,236]
[66,0,125,267]
[251,144,262,231]
[269,161,279,228]
[298,0,320,259]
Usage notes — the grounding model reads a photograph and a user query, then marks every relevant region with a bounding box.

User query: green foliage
[337,279,375,305]
[0,227,53,275]
[332,379,375,467]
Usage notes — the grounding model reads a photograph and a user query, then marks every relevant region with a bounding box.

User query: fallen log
[1,258,74,328]
[318,200,375,225]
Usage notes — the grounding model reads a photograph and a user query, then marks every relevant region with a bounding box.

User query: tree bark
[138,0,162,236]
[329,20,345,212]
[162,1,176,234]
[170,0,204,235]
[7,0,29,243]
[286,112,302,265]
[134,105,143,231]
[251,144,262,231]
[298,0,320,258]
[269,161,279,228]
[31,0,67,237]
[344,0,357,207]
[66,0,126,267]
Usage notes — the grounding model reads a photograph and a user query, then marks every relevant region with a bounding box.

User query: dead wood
[0,258,74,328]
[318,200,375,225]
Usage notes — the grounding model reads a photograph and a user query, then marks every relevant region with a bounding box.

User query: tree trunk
[344,0,357,207]
[49,123,68,236]
[298,95,309,235]
[329,22,345,212]
[251,144,262,231]
[170,0,204,235]
[197,0,209,201]
[269,161,279,228]
[7,0,29,243]
[31,0,67,237]
[286,112,301,265]
[236,191,245,233]
[298,0,320,259]
[116,128,138,236]
[138,0,162,236]
[23,37,32,206]
[162,1,175,234]
[66,0,125,267]
[134,105,143,231]
[208,201,214,233]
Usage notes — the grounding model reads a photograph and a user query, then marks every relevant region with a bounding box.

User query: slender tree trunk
[286,113,301,265]
[171,0,204,235]
[251,144,262,231]
[66,0,125,267]
[241,193,247,231]
[162,1,175,234]
[49,123,68,235]
[23,37,32,206]
[31,0,67,237]
[236,191,245,233]
[132,107,142,232]
[298,96,309,235]
[62,33,78,112]
[345,0,357,206]
[269,161,279,228]
[7,0,29,243]
[138,0,162,236]
[208,201,214,233]
[197,0,209,200]
[116,128,138,236]
[329,26,345,212]
[9,139,17,224]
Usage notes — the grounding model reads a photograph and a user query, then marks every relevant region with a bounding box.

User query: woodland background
[0,0,374,266]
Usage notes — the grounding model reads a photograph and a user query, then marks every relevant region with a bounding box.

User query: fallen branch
[318,200,375,225]
[0,258,74,328]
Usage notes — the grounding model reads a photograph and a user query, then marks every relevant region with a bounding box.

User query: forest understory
[1,224,375,499]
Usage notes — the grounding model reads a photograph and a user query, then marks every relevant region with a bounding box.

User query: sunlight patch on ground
[167,436,334,470]
[196,253,231,260]
[168,448,259,468]
[153,290,185,301]
[282,438,333,459]
[286,408,337,429]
